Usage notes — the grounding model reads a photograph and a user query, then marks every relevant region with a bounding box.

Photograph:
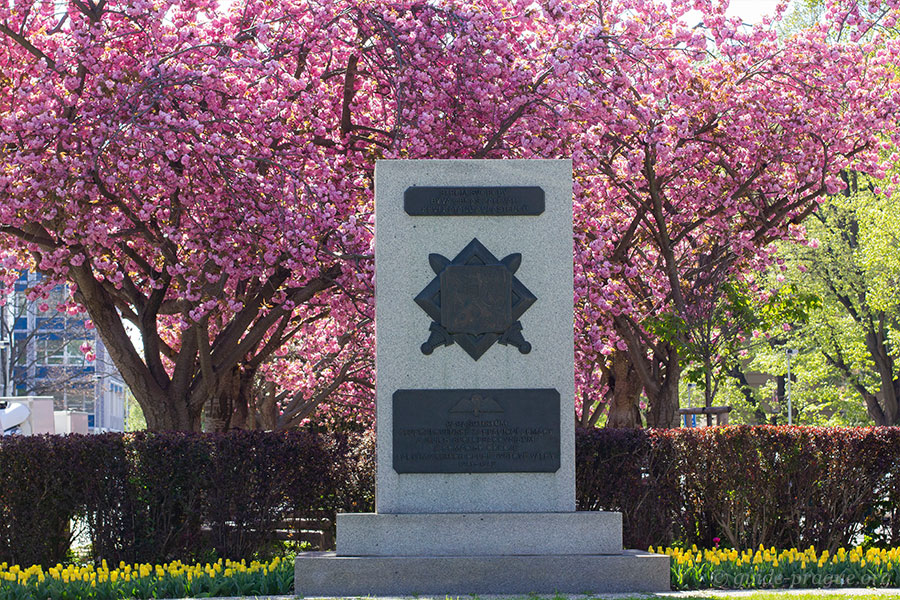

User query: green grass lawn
[506,593,900,600]
[550,594,894,600]
[401,593,900,600]
[666,595,895,599]
[604,594,898,600]
[347,593,900,600]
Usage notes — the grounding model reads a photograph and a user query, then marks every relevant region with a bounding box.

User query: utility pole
[0,340,9,397]
[687,382,696,427]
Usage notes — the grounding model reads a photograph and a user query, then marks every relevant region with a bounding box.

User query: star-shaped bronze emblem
[415,238,536,360]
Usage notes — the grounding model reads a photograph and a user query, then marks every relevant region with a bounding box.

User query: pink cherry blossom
[0,0,895,429]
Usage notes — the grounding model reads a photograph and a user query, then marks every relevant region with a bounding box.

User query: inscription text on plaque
[404,186,545,216]
[393,388,560,474]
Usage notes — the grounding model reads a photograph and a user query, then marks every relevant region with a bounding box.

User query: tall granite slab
[295,159,670,596]
[375,159,575,513]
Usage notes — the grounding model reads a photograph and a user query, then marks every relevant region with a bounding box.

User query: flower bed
[0,556,293,600]
[6,548,900,597]
[659,545,900,590]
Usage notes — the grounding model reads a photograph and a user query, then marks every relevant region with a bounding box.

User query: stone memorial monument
[294,159,669,595]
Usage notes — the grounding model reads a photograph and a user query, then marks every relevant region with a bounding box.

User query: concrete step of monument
[294,550,670,595]
[336,511,622,556]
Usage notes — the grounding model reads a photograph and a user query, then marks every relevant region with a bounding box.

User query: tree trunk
[230,367,255,429]
[727,365,766,424]
[604,351,643,428]
[65,256,340,432]
[644,344,681,428]
[867,318,900,425]
[254,380,280,430]
[201,365,256,431]
[203,388,230,432]
[141,393,201,431]
[864,389,888,426]
[644,378,680,427]
[887,380,900,426]
[614,315,682,428]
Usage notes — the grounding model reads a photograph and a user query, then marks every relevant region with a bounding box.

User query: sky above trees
[679,0,793,24]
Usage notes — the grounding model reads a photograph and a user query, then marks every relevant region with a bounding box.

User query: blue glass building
[2,273,127,431]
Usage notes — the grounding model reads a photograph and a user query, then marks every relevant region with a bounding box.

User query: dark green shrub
[0,430,370,566]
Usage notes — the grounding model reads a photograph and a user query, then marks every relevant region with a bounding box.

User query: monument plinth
[295,159,670,595]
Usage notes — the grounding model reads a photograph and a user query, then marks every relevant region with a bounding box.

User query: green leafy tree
[666,280,818,419]
[775,175,900,425]
[722,340,870,426]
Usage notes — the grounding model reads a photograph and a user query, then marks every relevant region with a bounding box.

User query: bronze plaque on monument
[415,238,536,360]
[404,186,545,216]
[393,388,560,473]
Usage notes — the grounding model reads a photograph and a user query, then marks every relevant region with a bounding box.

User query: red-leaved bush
[0,431,375,566]
[3,427,900,566]
[576,426,900,551]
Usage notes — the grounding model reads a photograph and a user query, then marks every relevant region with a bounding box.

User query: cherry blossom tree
[1,0,897,430]
[571,0,900,427]
[0,0,571,430]
[232,310,374,431]
[0,0,381,429]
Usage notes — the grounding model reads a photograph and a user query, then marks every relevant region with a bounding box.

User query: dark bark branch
[169,326,198,405]
[0,225,59,249]
[0,22,56,70]
[138,269,173,386]
[211,265,340,374]
[821,346,886,425]
[613,313,659,398]
[277,358,356,430]
[340,54,359,137]
[68,261,167,411]
[212,264,293,353]
[194,320,216,401]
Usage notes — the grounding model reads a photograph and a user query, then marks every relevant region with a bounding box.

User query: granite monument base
[294,511,670,596]
[294,550,670,595]
[335,512,622,555]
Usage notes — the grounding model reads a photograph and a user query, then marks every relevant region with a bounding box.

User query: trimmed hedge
[3,426,900,566]
[0,430,374,567]
[576,426,900,551]
[0,435,84,567]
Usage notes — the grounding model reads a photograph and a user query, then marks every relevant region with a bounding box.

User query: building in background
[0,273,127,432]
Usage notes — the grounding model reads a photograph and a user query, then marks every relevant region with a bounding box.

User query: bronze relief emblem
[414,238,536,360]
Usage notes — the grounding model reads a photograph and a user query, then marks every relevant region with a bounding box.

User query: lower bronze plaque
[393,388,560,473]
